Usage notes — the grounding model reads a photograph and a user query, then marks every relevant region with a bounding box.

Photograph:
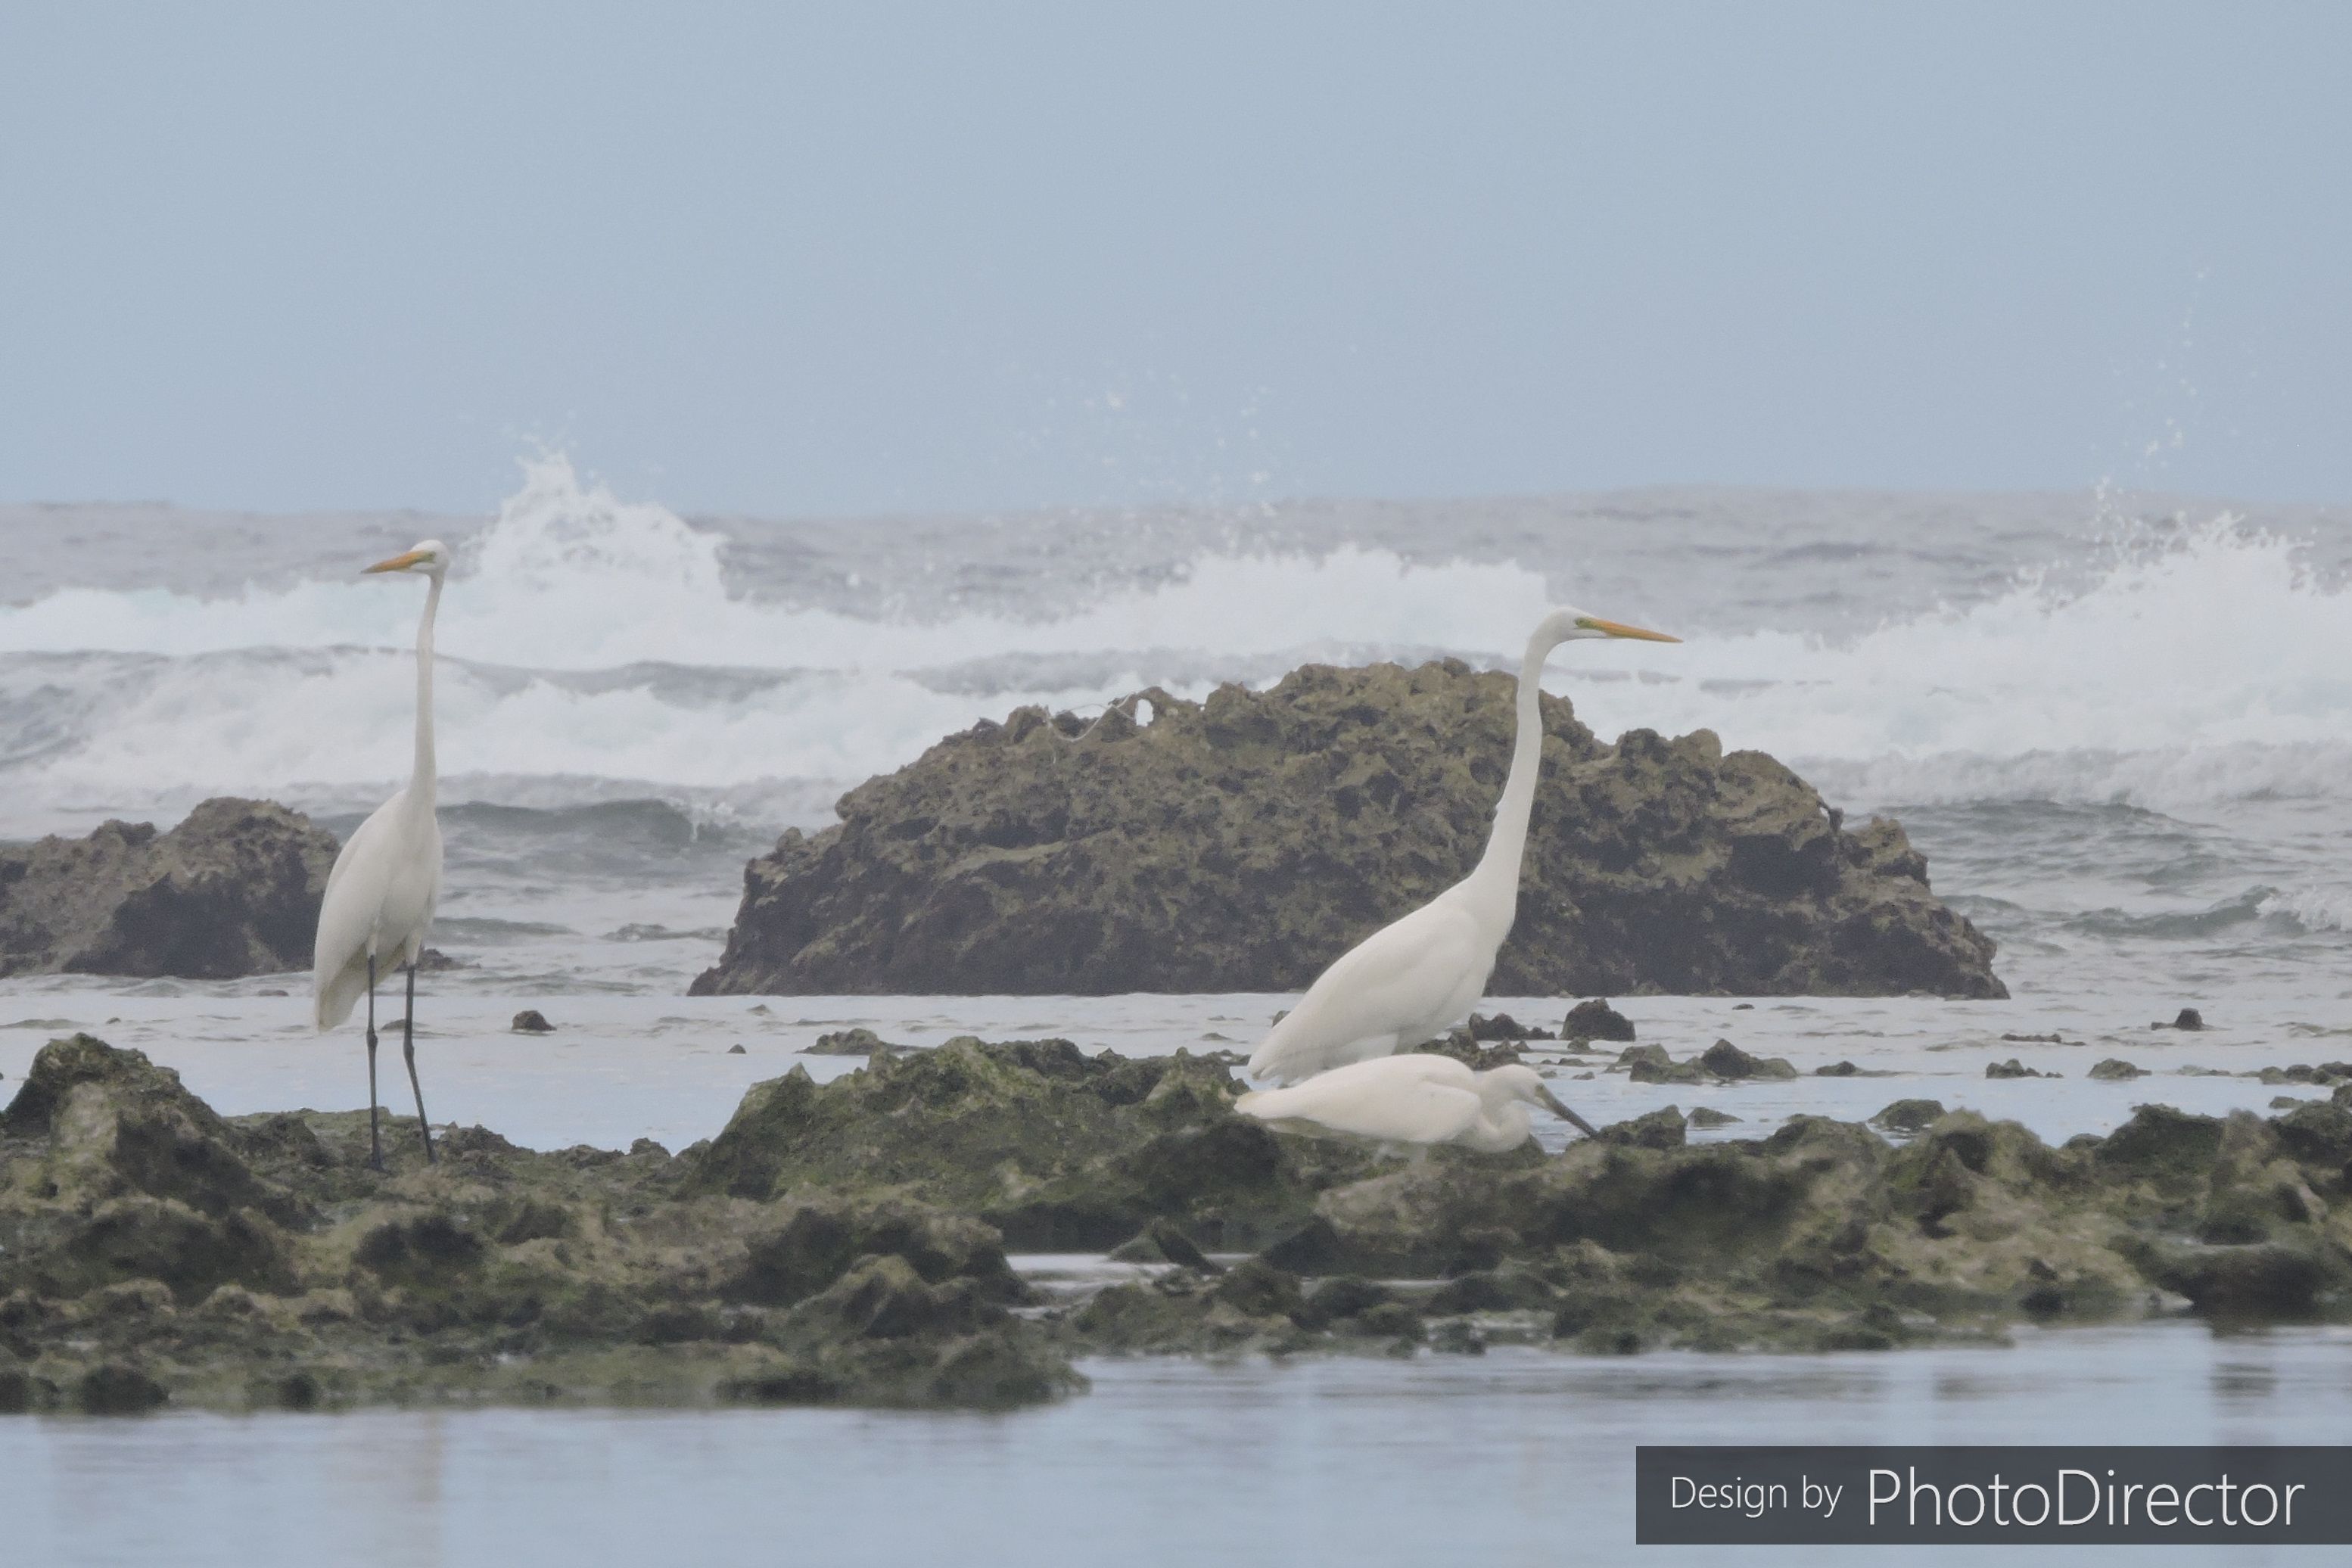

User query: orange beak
[1576,615,1681,643]
[362,549,428,574]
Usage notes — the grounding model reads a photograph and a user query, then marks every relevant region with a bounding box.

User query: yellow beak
[1577,615,1681,643]
[363,549,428,574]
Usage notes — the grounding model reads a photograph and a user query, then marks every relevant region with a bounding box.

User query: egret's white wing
[1240,1056,1483,1145]
[311,799,400,1030]
[1247,898,1489,1084]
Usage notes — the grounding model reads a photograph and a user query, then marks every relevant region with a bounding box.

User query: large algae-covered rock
[692,661,2005,997]
[0,1035,1079,1414]
[0,798,338,978]
[690,1037,1362,1249]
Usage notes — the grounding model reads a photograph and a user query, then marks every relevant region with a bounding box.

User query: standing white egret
[1246,609,1678,1087]
[313,541,450,1168]
[1237,1053,1600,1152]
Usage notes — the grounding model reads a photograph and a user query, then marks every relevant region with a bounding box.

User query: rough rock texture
[691,662,2006,998]
[7,1033,2352,1413]
[0,799,338,978]
[0,1036,1077,1413]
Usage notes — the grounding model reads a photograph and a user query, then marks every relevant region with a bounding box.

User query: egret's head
[1533,606,1679,647]
[1479,1062,1601,1138]
[362,539,451,578]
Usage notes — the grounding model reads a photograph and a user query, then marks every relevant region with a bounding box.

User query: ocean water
[5,461,2352,1563]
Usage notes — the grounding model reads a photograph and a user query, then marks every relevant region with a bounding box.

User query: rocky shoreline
[694,662,2008,1000]
[5,1029,2347,1417]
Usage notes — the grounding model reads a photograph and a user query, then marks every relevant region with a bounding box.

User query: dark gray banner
[1636,1447,2352,1545]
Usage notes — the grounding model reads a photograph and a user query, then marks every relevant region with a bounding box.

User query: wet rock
[510,1010,555,1034]
[0,799,338,979]
[801,1027,902,1056]
[2096,1105,2225,1191]
[1620,1044,1706,1084]
[76,1361,168,1414]
[1688,1107,1743,1127]
[1598,1107,1688,1150]
[726,1044,746,1055]
[1699,1039,1799,1081]
[2158,1008,2207,1031]
[2088,1059,2147,1081]
[1815,1061,1861,1077]
[1464,1013,1552,1041]
[2136,1242,2337,1318]
[2270,1103,2352,1172]
[1108,1218,1218,1271]
[1985,1059,2049,1079]
[1562,1000,1635,1042]
[687,1038,1342,1250]
[1424,1028,1526,1072]
[1870,1100,1946,1134]
[691,664,2006,998]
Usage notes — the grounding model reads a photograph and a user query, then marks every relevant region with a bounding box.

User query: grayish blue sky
[2,2,2346,515]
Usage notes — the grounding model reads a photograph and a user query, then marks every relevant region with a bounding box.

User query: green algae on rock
[8,1031,2351,1414]
[690,661,2007,998]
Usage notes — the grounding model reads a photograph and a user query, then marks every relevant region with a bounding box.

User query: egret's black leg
[402,962,434,1164]
[366,953,383,1171]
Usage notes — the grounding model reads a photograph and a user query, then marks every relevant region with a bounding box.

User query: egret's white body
[1237,1054,1599,1153]
[311,541,450,1166]
[1246,608,1678,1087]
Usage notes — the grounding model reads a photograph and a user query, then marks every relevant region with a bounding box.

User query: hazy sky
[3,2,2347,515]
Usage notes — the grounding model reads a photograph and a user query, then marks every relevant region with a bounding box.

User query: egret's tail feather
[313,948,371,1031]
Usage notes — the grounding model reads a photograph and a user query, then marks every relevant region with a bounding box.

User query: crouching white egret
[1246,608,1678,1087]
[312,541,451,1168]
[1237,1053,1601,1153]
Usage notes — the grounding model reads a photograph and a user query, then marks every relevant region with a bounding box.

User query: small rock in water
[2087,1058,2147,1081]
[1871,1098,1946,1133]
[510,1010,555,1034]
[416,947,469,972]
[1814,1060,1861,1078]
[1688,1106,1742,1126]
[2158,1007,2207,1031]
[801,1026,904,1056]
[1731,1003,1753,1010]
[1598,1106,1687,1149]
[727,1044,747,1055]
[2270,1095,2308,1109]
[1562,999,1635,1043]
[1985,1058,2049,1079]
[2002,1032,2067,1044]
[1108,1218,1219,1272]
[1699,1039,1799,1081]
[1465,1012,1551,1041]
[1620,1044,1704,1084]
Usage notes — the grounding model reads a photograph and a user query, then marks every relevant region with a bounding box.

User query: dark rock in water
[2158,1008,2207,1031]
[2088,1058,2147,1081]
[1688,1106,1743,1127]
[2095,1105,2224,1189]
[689,663,2007,998]
[726,1044,747,1055]
[414,947,469,972]
[1598,1106,1688,1150]
[76,1361,168,1415]
[1464,1013,1551,1041]
[0,798,338,979]
[801,1027,904,1056]
[1108,1218,1219,1271]
[1699,1039,1799,1081]
[2002,1032,2067,1044]
[1620,1044,1706,1084]
[2135,1242,2337,1318]
[1815,1060,1861,1078]
[1425,1028,1526,1072]
[1871,1099,1946,1134]
[1985,1059,2049,1079]
[1562,1000,1636,1042]
[510,1010,555,1034]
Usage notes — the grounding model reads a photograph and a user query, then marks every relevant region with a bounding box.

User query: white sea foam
[2,460,2347,830]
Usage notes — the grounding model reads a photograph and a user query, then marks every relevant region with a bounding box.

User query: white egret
[1237,1053,1601,1153]
[312,541,451,1168]
[1246,608,1678,1087]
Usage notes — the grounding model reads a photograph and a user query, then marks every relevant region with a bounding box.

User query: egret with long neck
[312,540,452,1168]
[1246,608,1678,1087]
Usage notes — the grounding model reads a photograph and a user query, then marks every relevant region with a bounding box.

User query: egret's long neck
[1464,627,1557,922]
[409,575,442,804]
